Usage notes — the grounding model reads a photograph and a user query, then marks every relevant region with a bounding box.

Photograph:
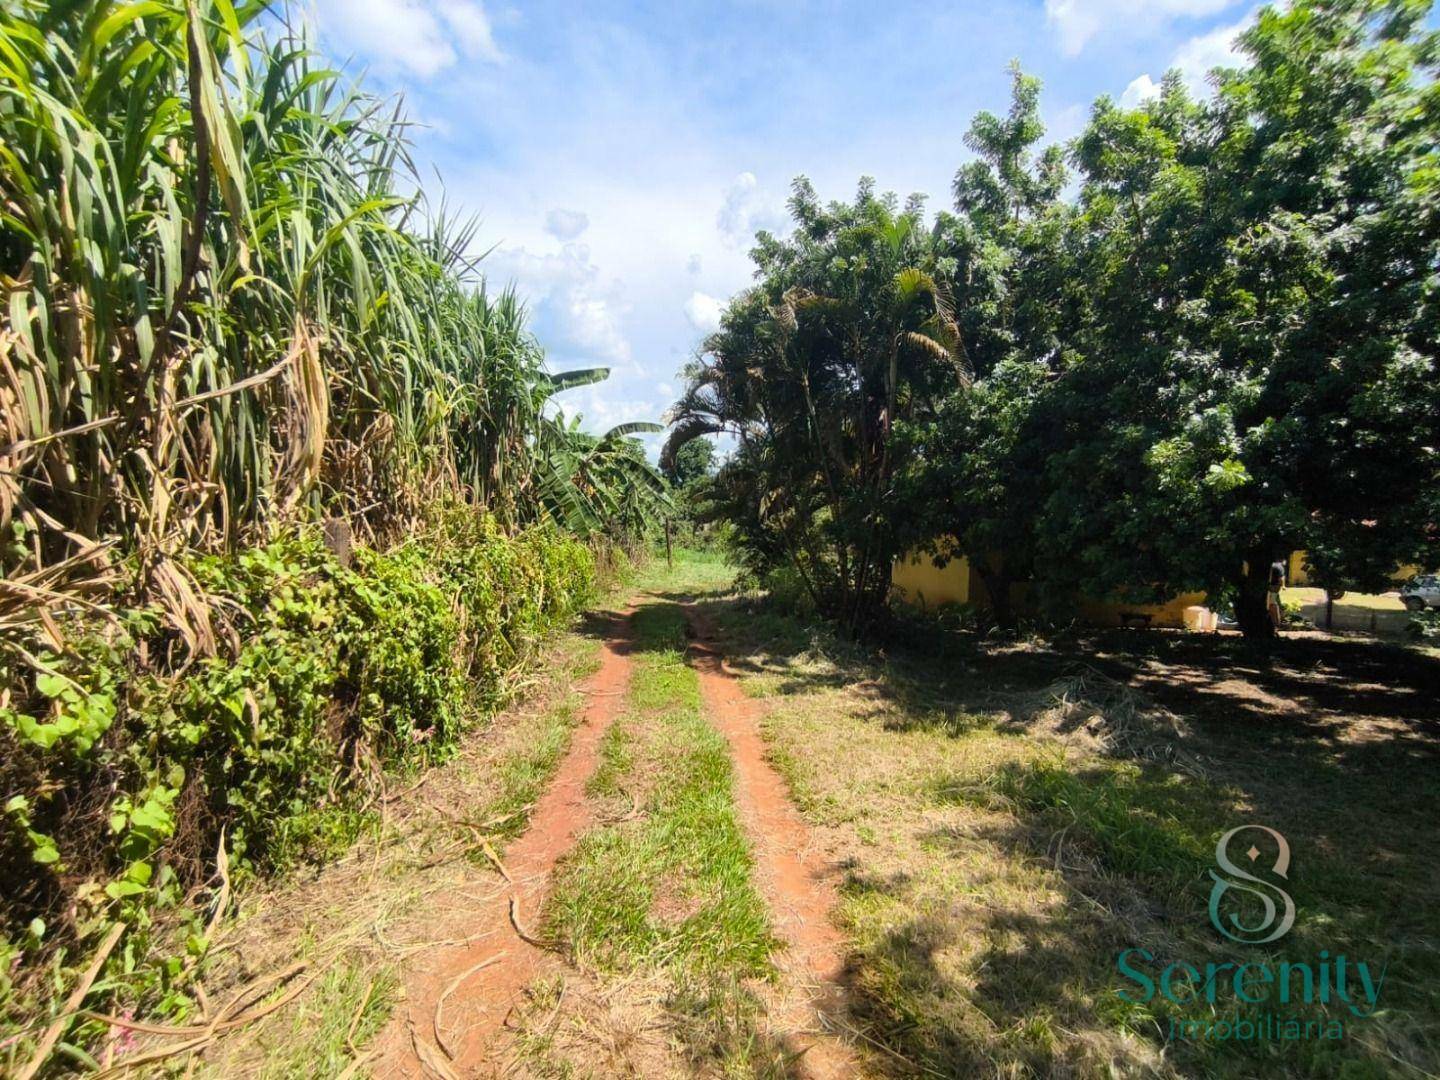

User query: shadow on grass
[841,776,1431,1078]
[573,592,721,659]
[679,590,1440,816]
[685,588,1440,1079]
[837,887,1138,1076]
[569,607,629,645]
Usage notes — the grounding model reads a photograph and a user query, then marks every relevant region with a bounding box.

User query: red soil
[372,609,634,1078]
[373,602,856,1077]
[687,608,858,1079]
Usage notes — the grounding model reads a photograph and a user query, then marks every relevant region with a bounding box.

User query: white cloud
[1172,15,1249,88]
[485,243,632,367]
[683,291,724,334]
[545,208,590,241]
[716,172,788,249]
[1120,73,1162,107]
[313,0,504,77]
[1119,11,1251,105]
[1045,0,1241,56]
[555,385,666,442]
[441,1,504,64]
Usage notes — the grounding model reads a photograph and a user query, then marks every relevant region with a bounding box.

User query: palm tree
[665,178,968,631]
[537,411,670,546]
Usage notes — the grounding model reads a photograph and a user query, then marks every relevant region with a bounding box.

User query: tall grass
[0,0,660,637]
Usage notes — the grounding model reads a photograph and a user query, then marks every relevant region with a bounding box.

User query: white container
[1183,605,1207,631]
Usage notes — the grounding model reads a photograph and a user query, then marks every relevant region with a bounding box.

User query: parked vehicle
[1400,575,1440,611]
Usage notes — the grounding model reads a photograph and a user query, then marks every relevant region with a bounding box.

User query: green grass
[944,756,1220,898]
[475,644,602,844]
[546,604,774,978]
[537,596,787,1075]
[257,963,397,1080]
[635,546,738,597]
[587,718,635,800]
[944,756,1414,1076]
[196,960,396,1080]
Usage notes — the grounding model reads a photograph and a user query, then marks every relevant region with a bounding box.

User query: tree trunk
[979,567,1014,633]
[840,545,892,637]
[1234,555,1277,640]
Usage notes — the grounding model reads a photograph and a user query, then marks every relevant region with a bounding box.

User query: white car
[1400,574,1440,612]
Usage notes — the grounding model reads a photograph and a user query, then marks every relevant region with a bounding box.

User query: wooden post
[322,517,353,568]
[665,518,673,570]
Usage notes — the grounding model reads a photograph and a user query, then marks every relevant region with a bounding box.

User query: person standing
[1267,560,1287,630]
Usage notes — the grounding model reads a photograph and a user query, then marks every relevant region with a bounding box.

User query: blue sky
[304,0,1260,453]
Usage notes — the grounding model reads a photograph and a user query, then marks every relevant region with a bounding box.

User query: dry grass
[701,592,1440,1079]
[505,967,804,1080]
[148,629,607,1078]
[758,677,1169,1076]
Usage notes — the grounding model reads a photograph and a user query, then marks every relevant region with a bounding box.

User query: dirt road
[372,609,635,1076]
[374,597,853,1077]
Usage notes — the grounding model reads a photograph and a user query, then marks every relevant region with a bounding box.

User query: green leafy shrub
[0,513,596,1063]
[1407,609,1440,642]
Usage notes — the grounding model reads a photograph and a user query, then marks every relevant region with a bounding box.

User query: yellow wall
[891,551,972,607]
[1288,550,1310,586]
[1289,550,1429,586]
[898,545,1429,622]
[1076,591,1208,629]
[892,546,1203,627]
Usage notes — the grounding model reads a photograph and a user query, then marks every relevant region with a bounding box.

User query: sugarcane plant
[0,0,669,643]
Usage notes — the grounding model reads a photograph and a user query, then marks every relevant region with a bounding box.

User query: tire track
[685,605,859,1079]
[372,607,634,1077]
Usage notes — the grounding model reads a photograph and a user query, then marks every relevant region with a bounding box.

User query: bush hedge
[0,509,597,1060]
